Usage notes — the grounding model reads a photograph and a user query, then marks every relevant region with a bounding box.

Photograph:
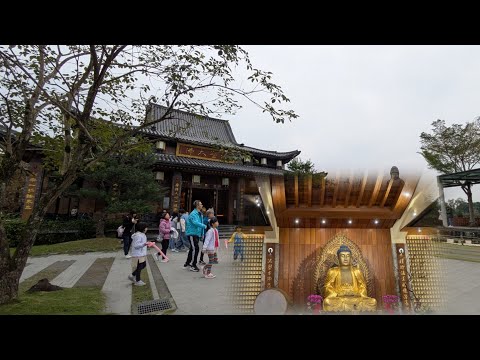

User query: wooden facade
[271,168,420,307]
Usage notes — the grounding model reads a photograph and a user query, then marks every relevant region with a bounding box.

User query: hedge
[5,218,96,247]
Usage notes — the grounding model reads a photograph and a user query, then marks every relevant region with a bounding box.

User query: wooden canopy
[272,169,420,228]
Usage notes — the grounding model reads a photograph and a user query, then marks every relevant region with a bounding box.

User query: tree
[447,198,480,217]
[287,158,328,186]
[419,119,480,226]
[73,145,169,237]
[287,158,316,174]
[0,45,298,304]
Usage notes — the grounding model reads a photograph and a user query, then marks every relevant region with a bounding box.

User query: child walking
[128,222,149,286]
[156,212,171,262]
[202,216,219,279]
[228,225,245,261]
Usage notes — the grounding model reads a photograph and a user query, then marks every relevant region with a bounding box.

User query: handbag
[156,233,164,242]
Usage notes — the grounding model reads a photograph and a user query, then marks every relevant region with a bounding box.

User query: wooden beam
[294,175,299,207]
[306,174,312,207]
[368,172,384,207]
[344,171,354,208]
[356,170,368,207]
[320,176,326,206]
[271,176,287,214]
[332,172,340,207]
[380,178,394,207]
[393,175,420,217]
[279,207,400,220]
[390,180,405,210]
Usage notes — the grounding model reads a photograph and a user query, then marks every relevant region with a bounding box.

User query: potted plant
[382,295,400,314]
[306,294,323,314]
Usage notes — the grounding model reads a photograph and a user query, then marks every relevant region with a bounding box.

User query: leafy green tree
[287,158,316,174]
[74,146,169,237]
[287,158,328,186]
[420,119,480,226]
[447,198,480,217]
[0,45,298,304]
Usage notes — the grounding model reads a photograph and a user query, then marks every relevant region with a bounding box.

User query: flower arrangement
[306,294,323,314]
[382,295,400,314]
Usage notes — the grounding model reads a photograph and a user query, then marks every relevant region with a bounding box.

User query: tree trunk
[0,269,21,304]
[0,165,83,304]
[94,211,106,238]
[466,184,476,226]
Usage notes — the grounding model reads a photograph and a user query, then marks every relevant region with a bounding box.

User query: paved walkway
[156,245,236,315]
[20,244,238,315]
[22,252,133,314]
[438,258,480,314]
[22,247,480,315]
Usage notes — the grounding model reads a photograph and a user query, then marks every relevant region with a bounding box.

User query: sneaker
[189,266,200,272]
[134,280,146,286]
[204,273,216,279]
[199,260,206,265]
[154,253,160,261]
[161,259,169,263]
[128,275,135,283]
[125,254,132,259]
[183,264,191,269]
[172,248,179,253]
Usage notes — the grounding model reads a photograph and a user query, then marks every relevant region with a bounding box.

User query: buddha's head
[337,245,352,267]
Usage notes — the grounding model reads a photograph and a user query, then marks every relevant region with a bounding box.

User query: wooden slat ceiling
[272,169,420,229]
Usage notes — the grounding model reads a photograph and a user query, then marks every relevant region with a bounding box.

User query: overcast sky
[225,45,480,201]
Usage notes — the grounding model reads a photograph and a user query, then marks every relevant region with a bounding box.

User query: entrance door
[190,188,215,212]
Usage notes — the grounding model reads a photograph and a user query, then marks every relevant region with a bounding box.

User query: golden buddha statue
[323,245,377,312]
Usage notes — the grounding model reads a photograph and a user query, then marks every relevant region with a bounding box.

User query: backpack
[117,225,125,238]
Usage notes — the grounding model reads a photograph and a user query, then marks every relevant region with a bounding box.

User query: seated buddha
[323,245,377,312]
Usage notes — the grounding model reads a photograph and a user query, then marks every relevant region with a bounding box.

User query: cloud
[228,45,480,201]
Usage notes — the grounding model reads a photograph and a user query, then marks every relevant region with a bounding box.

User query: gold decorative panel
[406,236,445,312]
[225,235,264,313]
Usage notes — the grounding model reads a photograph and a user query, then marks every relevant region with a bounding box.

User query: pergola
[437,168,480,227]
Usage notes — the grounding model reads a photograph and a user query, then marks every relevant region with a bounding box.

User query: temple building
[141,104,300,225]
[14,105,300,225]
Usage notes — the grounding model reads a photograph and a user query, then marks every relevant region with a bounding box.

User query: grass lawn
[10,237,121,257]
[0,287,105,315]
[131,266,154,314]
[0,264,106,315]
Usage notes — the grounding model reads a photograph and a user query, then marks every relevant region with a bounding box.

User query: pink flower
[307,294,323,304]
[382,295,400,304]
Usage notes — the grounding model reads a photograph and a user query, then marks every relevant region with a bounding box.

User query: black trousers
[132,260,146,282]
[199,238,205,261]
[122,233,132,256]
[185,235,200,267]
[158,239,169,259]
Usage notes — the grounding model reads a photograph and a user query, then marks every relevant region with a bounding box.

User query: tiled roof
[144,104,300,161]
[154,154,285,176]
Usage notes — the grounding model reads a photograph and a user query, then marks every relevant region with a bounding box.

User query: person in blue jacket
[183,200,207,272]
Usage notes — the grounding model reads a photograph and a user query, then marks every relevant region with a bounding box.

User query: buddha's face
[338,251,351,266]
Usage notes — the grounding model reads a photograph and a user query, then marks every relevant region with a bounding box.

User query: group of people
[120,200,246,286]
